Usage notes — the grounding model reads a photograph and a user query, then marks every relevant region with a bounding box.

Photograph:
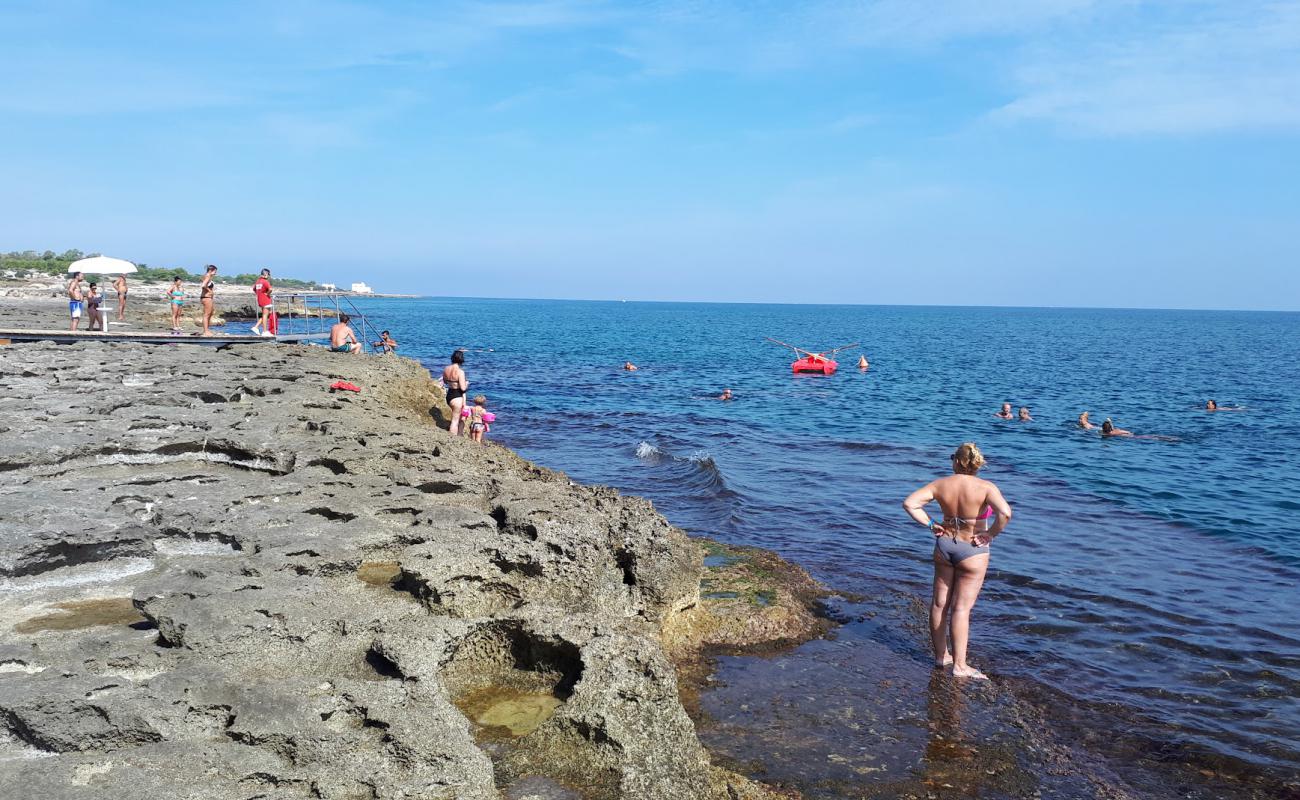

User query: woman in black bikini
[199,264,218,336]
[442,350,469,435]
[902,443,1013,680]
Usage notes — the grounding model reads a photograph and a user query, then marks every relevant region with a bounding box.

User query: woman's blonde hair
[951,442,985,474]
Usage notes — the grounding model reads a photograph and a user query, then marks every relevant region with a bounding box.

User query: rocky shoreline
[0,339,828,799]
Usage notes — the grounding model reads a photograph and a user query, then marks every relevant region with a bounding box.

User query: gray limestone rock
[0,341,760,800]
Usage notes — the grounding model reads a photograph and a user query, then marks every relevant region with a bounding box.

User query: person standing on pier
[67,272,85,332]
[251,268,273,337]
[199,265,218,336]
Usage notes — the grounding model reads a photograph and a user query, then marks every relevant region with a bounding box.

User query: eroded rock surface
[0,342,775,799]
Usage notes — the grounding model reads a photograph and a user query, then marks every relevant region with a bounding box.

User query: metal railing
[271,291,384,353]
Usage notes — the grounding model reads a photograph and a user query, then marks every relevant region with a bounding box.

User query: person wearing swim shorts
[67,272,85,332]
[251,268,273,336]
[166,275,185,333]
[442,350,469,435]
[903,442,1012,680]
[329,313,361,354]
[113,273,128,321]
[199,264,218,336]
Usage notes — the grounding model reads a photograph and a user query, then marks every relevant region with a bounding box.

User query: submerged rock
[0,341,784,799]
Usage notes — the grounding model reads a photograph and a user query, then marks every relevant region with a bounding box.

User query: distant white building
[321,282,337,292]
[350,282,373,294]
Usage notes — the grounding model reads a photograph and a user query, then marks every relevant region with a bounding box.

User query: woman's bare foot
[951,665,989,680]
[935,654,953,668]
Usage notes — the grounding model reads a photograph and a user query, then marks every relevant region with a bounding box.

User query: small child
[461,395,497,443]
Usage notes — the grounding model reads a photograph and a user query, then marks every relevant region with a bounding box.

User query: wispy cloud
[992,2,1300,135]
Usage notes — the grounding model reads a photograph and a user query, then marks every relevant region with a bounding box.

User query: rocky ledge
[0,341,822,799]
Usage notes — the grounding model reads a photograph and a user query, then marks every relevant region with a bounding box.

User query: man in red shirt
[251,268,273,336]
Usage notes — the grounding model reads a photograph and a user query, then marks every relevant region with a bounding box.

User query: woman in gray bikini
[903,442,1013,680]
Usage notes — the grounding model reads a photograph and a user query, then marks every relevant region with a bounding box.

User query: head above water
[1206,399,1217,410]
[1102,418,1115,433]
[1018,406,1030,418]
[451,349,465,365]
[950,442,985,475]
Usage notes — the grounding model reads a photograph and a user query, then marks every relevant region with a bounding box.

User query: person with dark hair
[85,282,103,331]
[166,275,186,334]
[329,313,361,354]
[442,350,469,435]
[199,264,218,336]
[67,271,85,331]
[1100,418,1132,437]
[251,268,273,337]
[373,330,398,353]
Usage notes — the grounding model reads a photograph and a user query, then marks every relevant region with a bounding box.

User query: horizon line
[367,294,1300,315]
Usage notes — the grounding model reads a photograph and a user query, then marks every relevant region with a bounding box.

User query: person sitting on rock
[329,313,361,354]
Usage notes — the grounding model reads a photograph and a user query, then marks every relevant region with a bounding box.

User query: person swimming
[1017,406,1032,422]
[1101,418,1132,437]
[902,443,1013,680]
[718,388,733,401]
[1205,399,1245,411]
[994,402,1014,420]
[857,355,869,370]
[623,361,638,371]
[1078,411,1096,429]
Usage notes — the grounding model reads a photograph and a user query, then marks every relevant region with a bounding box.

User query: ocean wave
[634,441,729,496]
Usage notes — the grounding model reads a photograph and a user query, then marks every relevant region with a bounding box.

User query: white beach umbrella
[68,255,137,275]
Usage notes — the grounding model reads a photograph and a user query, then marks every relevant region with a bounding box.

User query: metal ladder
[271,291,385,353]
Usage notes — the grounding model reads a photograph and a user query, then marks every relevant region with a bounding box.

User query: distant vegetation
[0,249,319,289]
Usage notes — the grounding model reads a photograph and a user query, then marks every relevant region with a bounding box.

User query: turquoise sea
[344,298,1299,798]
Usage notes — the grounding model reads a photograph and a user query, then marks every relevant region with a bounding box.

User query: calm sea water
[347,298,1300,793]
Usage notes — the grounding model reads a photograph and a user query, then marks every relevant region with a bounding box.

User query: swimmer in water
[902,442,1013,680]
[623,362,638,371]
[719,388,733,401]
[1017,407,1032,422]
[857,355,869,370]
[1078,412,1096,430]
[1205,399,1245,411]
[1101,418,1132,437]
[994,402,1014,420]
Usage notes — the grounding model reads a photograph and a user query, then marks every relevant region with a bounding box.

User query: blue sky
[3,1,1298,309]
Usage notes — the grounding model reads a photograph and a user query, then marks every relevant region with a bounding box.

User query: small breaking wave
[634,441,730,497]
